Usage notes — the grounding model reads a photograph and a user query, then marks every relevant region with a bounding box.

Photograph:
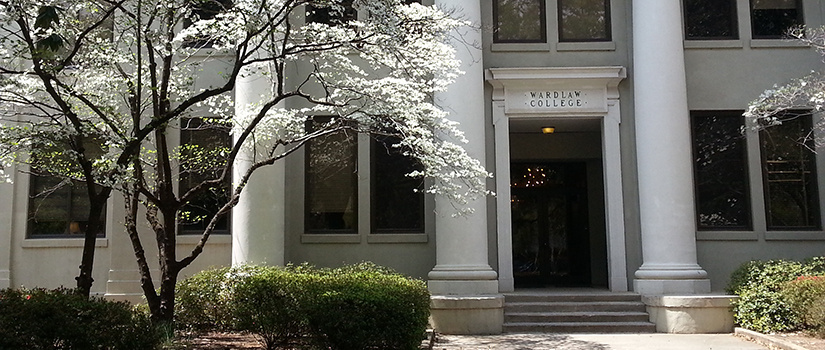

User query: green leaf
[35,6,61,29]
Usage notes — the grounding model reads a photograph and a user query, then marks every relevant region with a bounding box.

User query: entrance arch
[486,67,628,292]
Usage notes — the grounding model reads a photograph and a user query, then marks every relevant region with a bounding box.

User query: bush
[302,263,431,350]
[175,266,232,332]
[782,276,825,337]
[728,258,825,333]
[231,267,311,350]
[0,287,161,349]
[176,262,430,350]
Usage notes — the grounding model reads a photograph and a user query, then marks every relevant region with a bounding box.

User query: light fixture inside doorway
[541,126,556,134]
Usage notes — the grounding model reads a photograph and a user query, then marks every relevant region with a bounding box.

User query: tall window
[28,176,105,238]
[178,117,232,234]
[306,0,356,25]
[372,136,424,233]
[493,0,546,43]
[750,0,803,39]
[305,119,358,233]
[691,111,751,230]
[684,0,739,40]
[558,0,610,42]
[760,114,820,230]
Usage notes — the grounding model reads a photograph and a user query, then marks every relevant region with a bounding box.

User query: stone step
[504,321,657,333]
[504,292,642,303]
[505,301,647,313]
[505,311,651,323]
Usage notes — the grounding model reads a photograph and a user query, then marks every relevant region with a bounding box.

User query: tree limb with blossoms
[744,26,825,148]
[0,0,491,323]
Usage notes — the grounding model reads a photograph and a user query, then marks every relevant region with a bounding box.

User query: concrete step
[505,301,647,313]
[505,311,651,323]
[503,321,657,333]
[504,292,642,303]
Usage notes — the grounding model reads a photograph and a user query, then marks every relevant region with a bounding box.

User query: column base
[105,269,152,304]
[643,295,737,333]
[634,278,711,295]
[430,295,504,335]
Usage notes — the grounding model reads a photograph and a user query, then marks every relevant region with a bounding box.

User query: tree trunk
[75,189,110,298]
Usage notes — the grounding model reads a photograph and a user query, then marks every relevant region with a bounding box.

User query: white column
[632,0,710,294]
[429,0,497,296]
[428,0,503,335]
[0,170,13,289]
[231,65,286,266]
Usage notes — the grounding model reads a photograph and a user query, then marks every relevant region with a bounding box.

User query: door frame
[486,67,628,292]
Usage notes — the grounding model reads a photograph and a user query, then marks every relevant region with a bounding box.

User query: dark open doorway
[511,162,592,287]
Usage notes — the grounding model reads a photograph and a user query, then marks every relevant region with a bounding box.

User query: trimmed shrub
[302,263,430,350]
[0,287,161,349]
[176,262,430,350]
[231,267,312,350]
[782,276,825,337]
[728,258,825,333]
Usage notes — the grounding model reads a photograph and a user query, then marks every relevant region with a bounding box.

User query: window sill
[749,39,808,48]
[556,41,616,52]
[684,40,744,49]
[301,234,361,244]
[696,231,758,241]
[367,233,428,244]
[22,238,109,248]
[177,234,231,245]
[491,43,551,52]
[765,231,825,241]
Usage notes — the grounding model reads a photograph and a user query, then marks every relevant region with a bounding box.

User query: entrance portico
[486,66,628,293]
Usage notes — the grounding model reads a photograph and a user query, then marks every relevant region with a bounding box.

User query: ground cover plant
[175,262,430,350]
[728,257,825,334]
[0,287,162,349]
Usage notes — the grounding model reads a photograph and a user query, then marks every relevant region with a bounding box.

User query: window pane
[185,0,233,48]
[306,121,357,232]
[307,0,356,25]
[691,112,751,230]
[494,0,546,43]
[684,0,738,40]
[179,118,231,234]
[750,0,802,39]
[372,136,424,233]
[761,114,820,230]
[28,176,105,237]
[558,0,610,42]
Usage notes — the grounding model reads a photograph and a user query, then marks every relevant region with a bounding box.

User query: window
[493,0,546,43]
[178,117,232,234]
[184,0,233,48]
[691,111,751,230]
[684,0,738,40]
[305,119,358,233]
[304,119,426,234]
[28,175,105,238]
[372,136,424,233]
[558,0,610,42]
[306,0,357,25]
[760,113,820,230]
[750,0,802,39]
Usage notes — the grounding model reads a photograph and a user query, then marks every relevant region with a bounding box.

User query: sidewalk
[431,333,769,350]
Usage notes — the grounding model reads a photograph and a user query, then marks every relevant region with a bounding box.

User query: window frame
[749,0,804,39]
[557,0,612,43]
[493,0,548,44]
[683,0,740,41]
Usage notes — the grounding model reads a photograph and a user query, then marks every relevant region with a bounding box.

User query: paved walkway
[431,333,768,350]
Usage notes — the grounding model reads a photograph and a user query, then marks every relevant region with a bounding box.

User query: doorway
[511,162,592,287]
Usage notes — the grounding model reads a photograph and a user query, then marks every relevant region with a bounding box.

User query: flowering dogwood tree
[0,0,490,322]
[744,26,825,146]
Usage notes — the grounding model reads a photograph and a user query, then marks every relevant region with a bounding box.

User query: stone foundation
[643,295,737,333]
[429,295,504,335]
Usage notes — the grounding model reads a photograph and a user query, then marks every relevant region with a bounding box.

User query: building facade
[2,0,825,334]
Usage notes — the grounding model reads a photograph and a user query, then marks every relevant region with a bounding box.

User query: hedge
[176,262,430,350]
[0,287,161,349]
